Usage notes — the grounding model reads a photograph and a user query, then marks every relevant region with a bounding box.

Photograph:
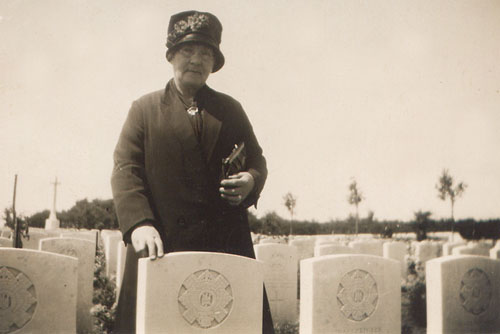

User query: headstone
[415,241,440,263]
[349,240,383,257]
[300,254,401,334]
[136,252,264,334]
[442,241,467,256]
[61,230,99,245]
[40,237,95,334]
[260,238,286,245]
[101,230,122,278]
[314,244,354,257]
[116,240,127,294]
[489,245,500,259]
[383,241,407,277]
[0,237,12,247]
[426,255,500,333]
[289,238,315,261]
[452,243,491,257]
[21,230,57,250]
[255,244,298,325]
[0,248,78,333]
[1,229,12,238]
[315,236,337,246]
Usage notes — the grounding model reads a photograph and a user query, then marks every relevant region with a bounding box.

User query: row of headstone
[3,238,500,333]
[0,228,124,333]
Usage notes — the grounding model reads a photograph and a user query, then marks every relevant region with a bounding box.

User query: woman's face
[169,43,215,92]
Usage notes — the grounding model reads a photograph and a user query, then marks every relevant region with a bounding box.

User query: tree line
[2,198,498,240]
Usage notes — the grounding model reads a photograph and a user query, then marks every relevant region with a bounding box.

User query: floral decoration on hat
[169,13,210,41]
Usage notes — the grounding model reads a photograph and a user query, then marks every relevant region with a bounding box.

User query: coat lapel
[161,81,202,157]
[201,108,222,162]
[161,81,223,163]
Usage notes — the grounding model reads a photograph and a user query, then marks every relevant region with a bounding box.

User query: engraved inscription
[337,269,378,321]
[460,267,492,315]
[178,269,233,328]
[0,266,37,333]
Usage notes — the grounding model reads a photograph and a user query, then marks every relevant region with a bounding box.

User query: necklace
[186,101,199,116]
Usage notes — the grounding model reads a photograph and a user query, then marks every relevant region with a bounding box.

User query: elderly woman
[111,10,273,333]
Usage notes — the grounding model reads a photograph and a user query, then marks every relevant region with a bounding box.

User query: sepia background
[1,0,499,223]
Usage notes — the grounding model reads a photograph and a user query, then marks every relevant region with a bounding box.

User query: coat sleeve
[111,100,156,242]
[236,103,267,209]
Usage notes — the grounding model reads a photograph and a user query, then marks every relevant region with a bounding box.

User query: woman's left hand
[219,172,255,206]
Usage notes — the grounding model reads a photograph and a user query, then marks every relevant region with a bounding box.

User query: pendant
[187,106,199,115]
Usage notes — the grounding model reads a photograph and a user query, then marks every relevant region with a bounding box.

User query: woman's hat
[166,10,225,72]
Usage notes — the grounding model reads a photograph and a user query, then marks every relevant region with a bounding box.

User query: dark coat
[111,80,273,333]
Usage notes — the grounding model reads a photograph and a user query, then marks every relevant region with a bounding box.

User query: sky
[1,0,499,223]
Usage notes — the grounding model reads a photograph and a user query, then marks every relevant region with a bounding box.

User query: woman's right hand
[131,225,164,260]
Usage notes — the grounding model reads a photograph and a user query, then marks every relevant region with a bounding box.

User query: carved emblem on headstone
[0,266,37,333]
[460,267,492,315]
[337,269,378,321]
[178,269,233,328]
[59,246,78,258]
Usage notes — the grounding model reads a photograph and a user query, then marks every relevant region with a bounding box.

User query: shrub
[401,257,426,333]
[92,244,117,334]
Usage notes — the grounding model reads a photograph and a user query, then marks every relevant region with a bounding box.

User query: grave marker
[136,251,264,334]
[40,237,95,334]
[300,254,401,333]
[255,244,298,325]
[427,255,500,333]
[314,244,354,257]
[0,248,78,333]
[349,240,383,257]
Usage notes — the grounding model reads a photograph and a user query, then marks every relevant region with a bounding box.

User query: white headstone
[0,237,12,247]
[40,237,95,334]
[61,230,99,245]
[101,230,122,278]
[21,230,57,250]
[415,241,440,263]
[314,244,354,257]
[383,241,407,277]
[260,238,286,245]
[255,244,298,325]
[0,248,78,333]
[300,254,401,334]
[442,241,467,256]
[427,255,500,333]
[349,240,383,257]
[1,229,12,239]
[452,244,490,257]
[489,245,500,259]
[116,240,127,294]
[289,238,315,261]
[136,252,264,334]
